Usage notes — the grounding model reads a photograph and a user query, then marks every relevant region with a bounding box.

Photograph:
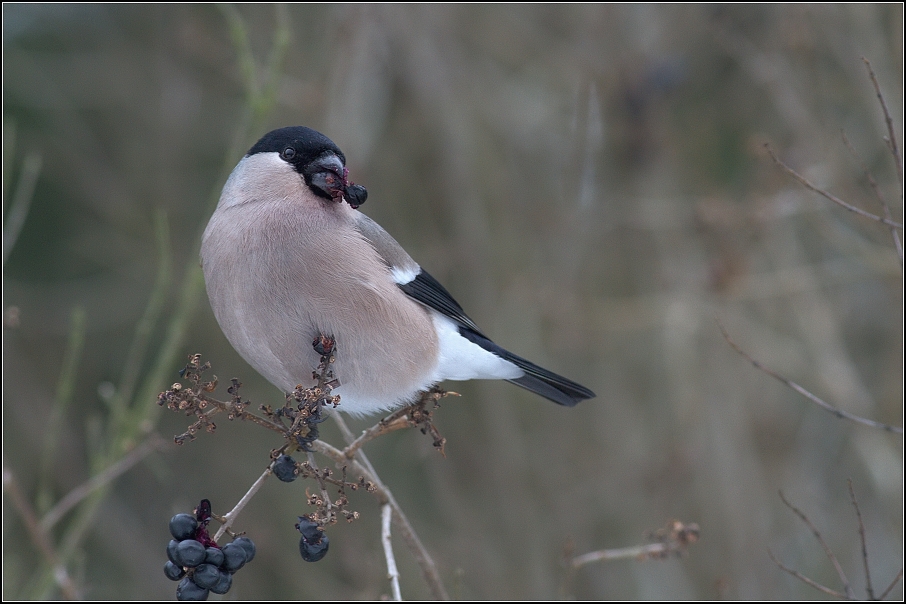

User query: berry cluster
[296,516,329,562]
[164,500,255,601]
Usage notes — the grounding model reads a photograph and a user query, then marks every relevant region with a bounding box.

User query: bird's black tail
[458,329,595,407]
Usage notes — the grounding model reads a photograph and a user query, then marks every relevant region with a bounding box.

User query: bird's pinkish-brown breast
[203,184,440,415]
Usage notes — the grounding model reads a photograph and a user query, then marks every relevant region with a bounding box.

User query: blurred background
[3,4,902,600]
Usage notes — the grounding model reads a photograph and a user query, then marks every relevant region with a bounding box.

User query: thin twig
[571,520,700,568]
[331,414,450,600]
[862,57,903,196]
[227,403,291,434]
[382,503,403,601]
[841,131,904,268]
[846,479,875,600]
[306,451,335,522]
[3,462,80,600]
[719,322,903,434]
[342,410,416,460]
[767,549,851,600]
[171,392,290,441]
[212,466,273,542]
[571,542,682,567]
[41,435,167,530]
[878,569,904,600]
[766,145,903,229]
[778,491,855,599]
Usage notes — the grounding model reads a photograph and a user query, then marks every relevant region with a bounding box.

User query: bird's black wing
[397,269,486,337]
[399,269,595,407]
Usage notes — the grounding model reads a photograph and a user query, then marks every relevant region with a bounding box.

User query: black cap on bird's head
[248,126,367,209]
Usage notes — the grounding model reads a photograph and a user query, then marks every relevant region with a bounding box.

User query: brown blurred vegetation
[3,4,902,600]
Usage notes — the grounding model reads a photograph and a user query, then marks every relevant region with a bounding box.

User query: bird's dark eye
[281,147,296,160]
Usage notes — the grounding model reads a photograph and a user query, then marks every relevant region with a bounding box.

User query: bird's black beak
[306,152,367,209]
[307,153,348,202]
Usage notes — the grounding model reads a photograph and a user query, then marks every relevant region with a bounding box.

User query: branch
[571,542,680,567]
[212,466,273,542]
[3,462,80,600]
[570,520,700,568]
[841,131,904,268]
[719,322,903,434]
[862,58,903,196]
[847,480,875,600]
[342,388,453,460]
[767,549,852,600]
[41,435,167,530]
[331,414,450,600]
[765,145,903,229]
[342,408,415,460]
[305,451,336,523]
[778,490,855,599]
[382,503,403,601]
[878,569,904,601]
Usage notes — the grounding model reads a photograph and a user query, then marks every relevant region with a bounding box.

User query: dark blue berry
[176,576,209,601]
[296,517,321,541]
[210,571,233,595]
[232,536,256,563]
[169,513,199,540]
[273,455,298,482]
[300,534,329,562]
[220,542,247,572]
[167,539,181,565]
[164,560,186,581]
[296,517,329,562]
[174,539,206,568]
[344,183,368,208]
[203,547,223,567]
[191,564,222,590]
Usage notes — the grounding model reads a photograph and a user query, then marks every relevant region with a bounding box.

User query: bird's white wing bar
[353,212,421,285]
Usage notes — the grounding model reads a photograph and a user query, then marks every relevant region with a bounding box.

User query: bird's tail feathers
[459,329,595,407]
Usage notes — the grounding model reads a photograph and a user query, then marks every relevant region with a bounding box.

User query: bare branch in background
[767,549,851,600]
[719,322,903,434]
[570,520,700,568]
[777,490,854,598]
[562,520,699,599]
[841,131,904,267]
[772,486,903,601]
[3,462,80,600]
[765,145,903,229]
[848,479,874,600]
[879,570,905,601]
[862,58,903,196]
[41,435,167,531]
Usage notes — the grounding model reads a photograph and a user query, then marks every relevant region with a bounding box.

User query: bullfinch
[201,126,594,417]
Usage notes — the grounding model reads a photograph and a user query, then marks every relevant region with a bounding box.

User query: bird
[200,126,595,417]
